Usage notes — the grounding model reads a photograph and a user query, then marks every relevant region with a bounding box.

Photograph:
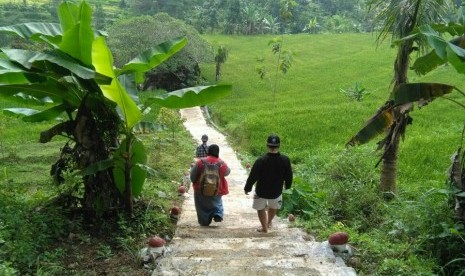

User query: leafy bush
[322,148,384,232]
[107,13,214,91]
[281,177,326,220]
[386,189,465,275]
[339,82,370,102]
[157,108,186,139]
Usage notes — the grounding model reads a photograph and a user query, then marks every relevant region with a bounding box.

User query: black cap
[267,135,280,147]
[207,144,219,157]
[201,134,208,141]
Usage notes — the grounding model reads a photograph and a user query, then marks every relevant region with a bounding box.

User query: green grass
[203,33,465,275]
[204,33,465,187]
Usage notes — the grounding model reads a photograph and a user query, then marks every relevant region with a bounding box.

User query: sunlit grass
[203,33,465,192]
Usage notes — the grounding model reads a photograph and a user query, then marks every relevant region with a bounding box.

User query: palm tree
[263,15,280,34]
[355,0,448,196]
[242,3,259,35]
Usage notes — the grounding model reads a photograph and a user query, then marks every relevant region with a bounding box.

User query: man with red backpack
[190,144,230,226]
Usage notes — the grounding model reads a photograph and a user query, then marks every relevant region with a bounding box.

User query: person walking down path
[195,134,209,158]
[153,107,357,276]
[244,134,293,234]
[190,144,231,226]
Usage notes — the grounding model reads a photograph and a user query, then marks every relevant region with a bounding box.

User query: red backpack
[198,159,223,196]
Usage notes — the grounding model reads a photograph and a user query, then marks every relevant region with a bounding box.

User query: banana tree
[0,1,231,216]
[349,0,449,196]
[347,83,460,194]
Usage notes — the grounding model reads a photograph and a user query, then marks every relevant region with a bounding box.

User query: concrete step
[156,256,354,276]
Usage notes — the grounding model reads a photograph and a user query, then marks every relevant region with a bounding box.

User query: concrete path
[153,107,356,276]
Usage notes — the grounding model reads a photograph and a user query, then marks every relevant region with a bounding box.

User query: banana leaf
[348,82,456,146]
[0,23,62,46]
[92,36,141,129]
[145,84,232,109]
[391,83,454,107]
[0,82,82,106]
[1,49,110,83]
[58,1,93,66]
[347,104,394,146]
[118,37,188,84]
[113,138,147,197]
[413,25,465,74]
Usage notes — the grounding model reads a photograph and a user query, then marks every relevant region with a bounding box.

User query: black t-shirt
[244,152,293,199]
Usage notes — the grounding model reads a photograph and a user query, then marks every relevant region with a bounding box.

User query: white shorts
[252,194,282,210]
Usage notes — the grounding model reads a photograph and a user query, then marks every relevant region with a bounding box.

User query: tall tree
[351,0,449,196]
[215,46,229,81]
[224,0,243,34]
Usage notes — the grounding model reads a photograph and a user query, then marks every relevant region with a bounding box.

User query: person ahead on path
[244,134,293,233]
[195,134,209,158]
[190,144,231,226]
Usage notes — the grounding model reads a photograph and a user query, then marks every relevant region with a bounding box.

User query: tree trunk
[380,130,400,198]
[74,98,122,217]
[379,38,412,197]
[215,62,221,81]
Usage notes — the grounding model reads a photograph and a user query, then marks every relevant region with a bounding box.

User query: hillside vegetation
[202,33,465,274]
[205,33,465,186]
[1,0,465,271]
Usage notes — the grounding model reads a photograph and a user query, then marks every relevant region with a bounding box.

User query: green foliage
[0,1,231,216]
[106,14,209,66]
[0,101,196,273]
[95,245,114,260]
[369,241,436,275]
[203,33,465,274]
[340,82,370,102]
[255,37,294,107]
[0,193,69,275]
[157,108,185,138]
[107,13,213,90]
[215,45,229,81]
[0,0,388,37]
[281,177,325,220]
[323,148,384,231]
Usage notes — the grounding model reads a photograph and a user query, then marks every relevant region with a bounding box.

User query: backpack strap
[215,160,224,169]
[200,158,207,167]
[201,159,224,174]
[202,144,208,155]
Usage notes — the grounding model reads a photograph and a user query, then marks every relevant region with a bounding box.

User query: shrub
[107,13,214,91]
[322,148,384,232]
[281,177,326,220]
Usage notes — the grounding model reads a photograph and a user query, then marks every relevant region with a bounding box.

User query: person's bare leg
[257,209,268,233]
[268,208,277,228]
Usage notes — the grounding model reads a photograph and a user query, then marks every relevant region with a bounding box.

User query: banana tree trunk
[75,99,122,217]
[379,36,412,196]
[380,129,400,197]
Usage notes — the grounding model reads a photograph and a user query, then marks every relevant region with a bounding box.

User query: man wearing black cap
[195,134,209,158]
[190,144,231,226]
[244,134,293,233]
